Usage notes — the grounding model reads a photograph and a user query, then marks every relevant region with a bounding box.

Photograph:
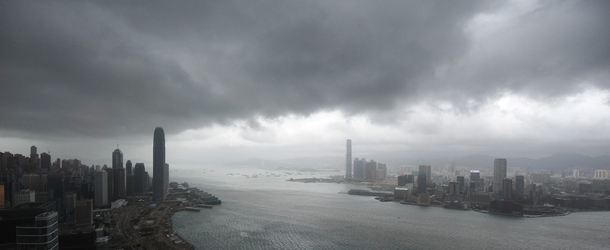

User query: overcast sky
[1,0,609,166]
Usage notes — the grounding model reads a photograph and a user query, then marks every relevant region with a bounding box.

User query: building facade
[93,170,108,208]
[493,159,507,194]
[153,127,166,201]
[16,211,59,250]
[345,139,352,179]
[419,165,432,187]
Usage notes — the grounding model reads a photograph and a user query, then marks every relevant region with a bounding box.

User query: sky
[1,0,609,166]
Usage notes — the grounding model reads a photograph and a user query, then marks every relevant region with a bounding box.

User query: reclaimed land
[108,188,215,250]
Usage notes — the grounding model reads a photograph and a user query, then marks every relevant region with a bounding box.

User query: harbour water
[172,166,610,250]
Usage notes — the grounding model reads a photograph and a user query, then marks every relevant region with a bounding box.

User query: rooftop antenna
[47,147,50,154]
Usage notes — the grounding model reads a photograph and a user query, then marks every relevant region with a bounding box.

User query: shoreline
[109,185,219,250]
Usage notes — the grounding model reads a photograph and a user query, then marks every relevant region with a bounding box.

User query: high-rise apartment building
[365,160,377,182]
[153,127,166,201]
[572,169,579,178]
[493,159,507,194]
[594,170,609,179]
[345,139,352,179]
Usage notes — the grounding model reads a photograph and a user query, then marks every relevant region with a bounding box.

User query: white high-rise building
[493,159,507,194]
[594,170,609,179]
[573,169,580,178]
[94,170,108,208]
[13,189,35,207]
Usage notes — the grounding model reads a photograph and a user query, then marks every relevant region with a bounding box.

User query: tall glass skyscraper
[345,139,352,179]
[493,158,507,195]
[153,127,166,201]
[112,148,123,170]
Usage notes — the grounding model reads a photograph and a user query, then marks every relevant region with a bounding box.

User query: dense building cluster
[0,127,168,249]
[346,140,388,182]
[345,139,610,213]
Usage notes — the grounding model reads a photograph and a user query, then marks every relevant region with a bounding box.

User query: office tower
[398,175,414,186]
[449,182,459,196]
[419,165,432,187]
[153,127,166,201]
[126,160,133,196]
[365,160,377,182]
[41,152,51,171]
[353,158,365,180]
[30,145,38,161]
[417,174,427,194]
[345,139,352,179]
[115,168,126,199]
[47,174,67,222]
[502,178,513,200]
[0,183,4,208]
[164,163,169,194]
[94,170,108,208]
[2,173,17,208]
[126,160,133,176]
[112,148,123,170]
[377,163,387,180]
[572,169,579,178]
[105,168,114,201]
[75,199,93,226]
[470,170,482,192]
[470,170,480,181]
[529,183,536,205]
[515,175,525,200]
[134,163,147,194]
[112,148,126,200]
[457,176,465,194]
[493,159,507,194]
[16,211,59,250]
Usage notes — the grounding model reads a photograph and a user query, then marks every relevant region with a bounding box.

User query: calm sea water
[171,166,610,250]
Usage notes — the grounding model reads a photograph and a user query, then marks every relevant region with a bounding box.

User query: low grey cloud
[0,0,608,141]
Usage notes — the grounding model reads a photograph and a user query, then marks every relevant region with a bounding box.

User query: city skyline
[1,1,609,164]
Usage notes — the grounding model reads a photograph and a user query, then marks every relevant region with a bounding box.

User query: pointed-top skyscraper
[153,127,166,201]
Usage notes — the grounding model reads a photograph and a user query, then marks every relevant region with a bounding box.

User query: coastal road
[118,205,139,240]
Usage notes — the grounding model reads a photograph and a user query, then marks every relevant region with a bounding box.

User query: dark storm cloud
[0,0,607,138]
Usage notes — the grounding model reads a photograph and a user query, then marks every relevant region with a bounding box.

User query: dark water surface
[171,166,610,250]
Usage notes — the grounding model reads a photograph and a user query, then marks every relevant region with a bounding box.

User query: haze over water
[172,166,610,250]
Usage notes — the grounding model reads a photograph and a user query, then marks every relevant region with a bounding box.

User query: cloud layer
[1,1,609,162]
